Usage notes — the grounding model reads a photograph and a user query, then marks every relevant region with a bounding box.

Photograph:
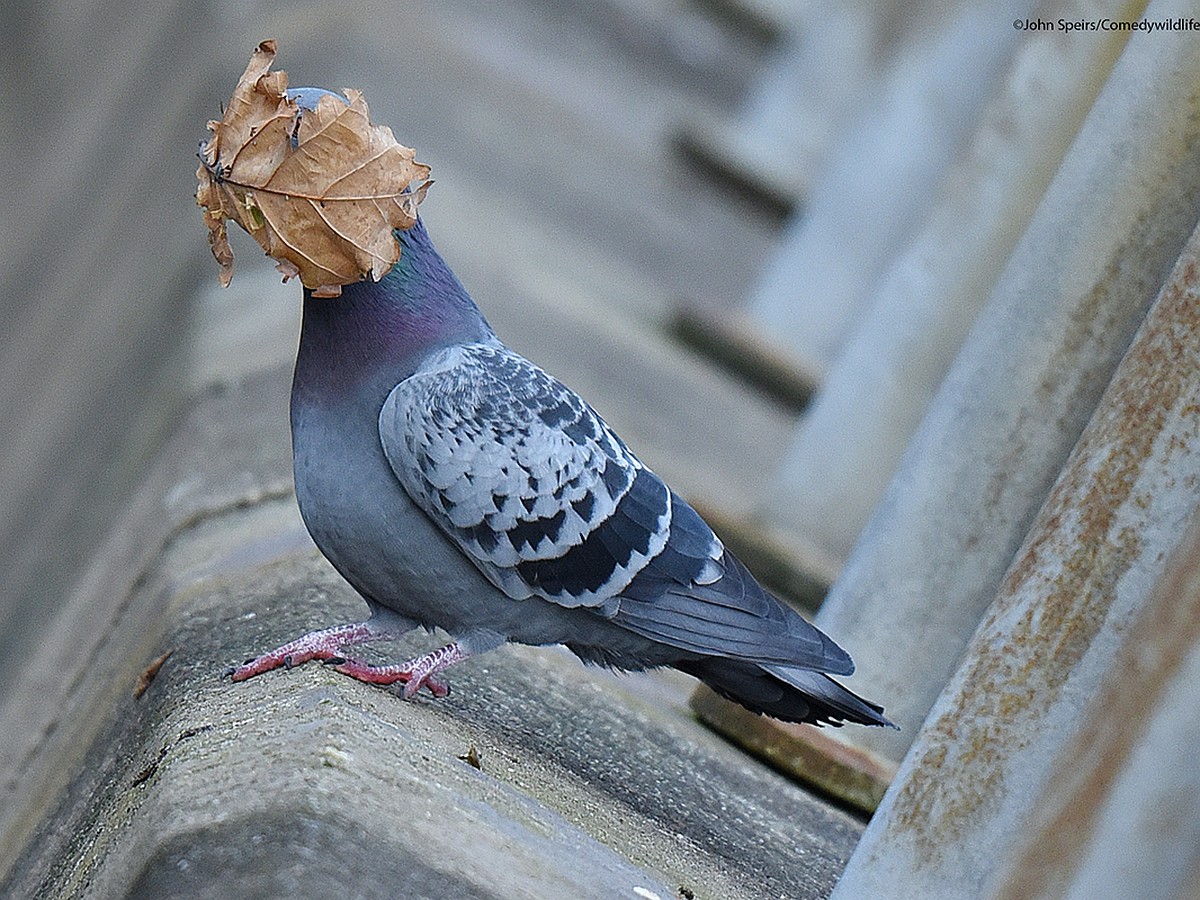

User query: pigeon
[228,89,893,729]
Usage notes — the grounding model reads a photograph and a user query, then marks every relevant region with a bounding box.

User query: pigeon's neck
[293,217,493,405]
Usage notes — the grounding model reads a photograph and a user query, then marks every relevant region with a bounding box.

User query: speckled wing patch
[380,342,674,610]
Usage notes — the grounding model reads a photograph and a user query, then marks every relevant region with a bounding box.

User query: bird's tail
[680,658,895,728]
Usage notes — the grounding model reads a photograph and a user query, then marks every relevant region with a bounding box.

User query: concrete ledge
[0,370,864,899]
[4,506,675,898]
[0,366,295,888]
[672,121,803,223]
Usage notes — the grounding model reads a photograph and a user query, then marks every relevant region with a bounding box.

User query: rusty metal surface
[833,186,1200,897]
[990,510,1200,898]
[690,686,896,815]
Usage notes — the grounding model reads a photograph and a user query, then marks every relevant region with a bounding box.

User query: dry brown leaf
[133,649,174,699]
[196,39,431,296]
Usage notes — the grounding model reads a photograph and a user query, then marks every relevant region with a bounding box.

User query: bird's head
[285,86,429,279]
[286,86,347,112]
[197,39,430,297]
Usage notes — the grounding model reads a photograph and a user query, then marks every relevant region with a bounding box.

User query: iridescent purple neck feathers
[293,218,494,403]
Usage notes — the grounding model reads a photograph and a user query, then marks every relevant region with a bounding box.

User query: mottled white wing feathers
[379,343,673,610]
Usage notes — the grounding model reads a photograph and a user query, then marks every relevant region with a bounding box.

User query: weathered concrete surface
[833,166,1200,899]
[988,511,1200,900]
[0,367,295,889]
[744,0,1033,373]
[0,369,865,898]
[675,0,900,209]
[5,505,678,899]
[762,0,1137,561]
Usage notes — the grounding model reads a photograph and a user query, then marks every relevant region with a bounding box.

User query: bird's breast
[289,385,521,634]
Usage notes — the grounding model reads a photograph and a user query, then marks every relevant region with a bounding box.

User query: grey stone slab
[252,0,778,324]
[4,524,678,900]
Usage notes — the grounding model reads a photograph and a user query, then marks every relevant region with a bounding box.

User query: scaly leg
[328,641,469,699]
[227,619,411,682]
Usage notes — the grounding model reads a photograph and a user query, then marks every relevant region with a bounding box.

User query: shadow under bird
[229,87,893,730]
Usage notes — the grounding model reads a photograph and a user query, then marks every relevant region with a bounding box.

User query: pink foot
[329,642,468,699]
[228,621,395,682]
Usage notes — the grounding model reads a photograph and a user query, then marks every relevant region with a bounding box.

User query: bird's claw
[326,656,451,698]
[228,629,463,700]
[226,622,381,682]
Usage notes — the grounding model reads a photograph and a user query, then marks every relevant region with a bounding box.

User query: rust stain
[969,213,1159,565]
[891,233,1200,867]
[992,510,1200,897]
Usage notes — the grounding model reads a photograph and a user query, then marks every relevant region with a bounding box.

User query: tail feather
[680,658,895,728]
